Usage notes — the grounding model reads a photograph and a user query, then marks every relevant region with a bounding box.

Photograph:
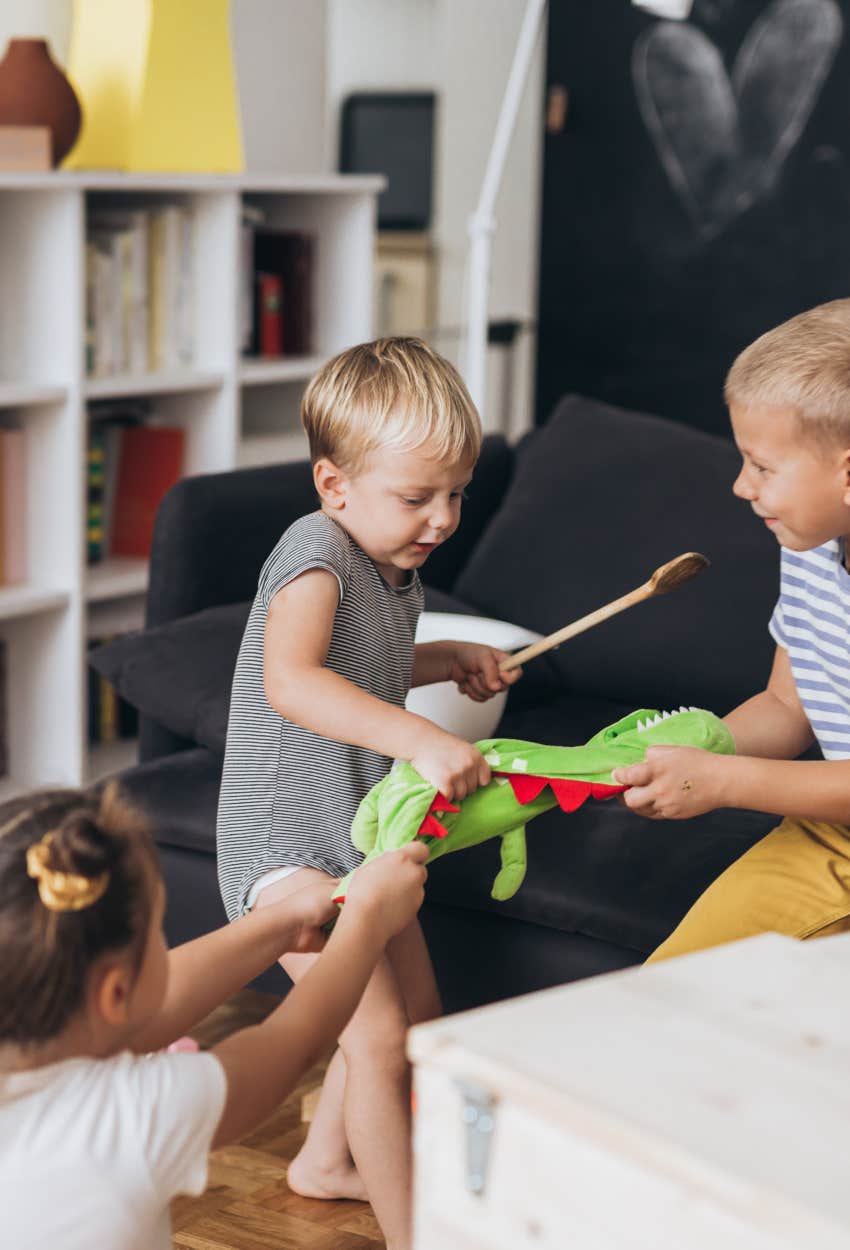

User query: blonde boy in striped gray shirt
[217,337,521,1250]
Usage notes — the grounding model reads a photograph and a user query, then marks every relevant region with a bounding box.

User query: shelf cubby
[0,171,382,791]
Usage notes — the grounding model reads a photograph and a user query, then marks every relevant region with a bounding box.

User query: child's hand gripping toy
[334,707,735,903]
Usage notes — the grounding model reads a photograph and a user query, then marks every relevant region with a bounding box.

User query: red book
[110,426,185,558]
[257,271,284,356]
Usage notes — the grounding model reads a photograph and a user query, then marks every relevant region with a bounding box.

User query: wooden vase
[0,38,82,166]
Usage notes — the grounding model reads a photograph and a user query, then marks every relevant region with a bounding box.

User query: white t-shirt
[0,1049,227,1250]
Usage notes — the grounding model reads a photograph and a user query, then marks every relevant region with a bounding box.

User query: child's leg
[288,917,441,1203]
[647,817,850,963]
[256,871,429,1249]
[253,869,362,1198]
[385,914,442,1026]
[287,916,440,1215]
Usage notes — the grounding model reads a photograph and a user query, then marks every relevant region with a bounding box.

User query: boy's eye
[402,497,426,507]
[451,489,470,502]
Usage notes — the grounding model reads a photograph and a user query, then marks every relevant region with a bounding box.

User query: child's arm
[211,842,428,1148]
[129,881,338,1054]
[412,640,522,702]
[722,645,815,759]
[264,570,490,800]
[612,646,850,823]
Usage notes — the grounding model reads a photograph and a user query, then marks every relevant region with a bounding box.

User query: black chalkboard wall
[536,0,848,435]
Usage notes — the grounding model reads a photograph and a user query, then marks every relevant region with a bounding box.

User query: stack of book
[0,423,26,587]
[240,211,315,358]
[87,639,139,748]
[87,404,185,562]
[86,204,195,377]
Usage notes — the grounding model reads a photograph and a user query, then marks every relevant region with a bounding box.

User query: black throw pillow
[455,394,780,713]
[90,601,250,756]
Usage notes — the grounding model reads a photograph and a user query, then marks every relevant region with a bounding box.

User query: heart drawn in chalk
[633,0,843,239]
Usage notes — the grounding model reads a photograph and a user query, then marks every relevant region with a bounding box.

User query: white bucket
[405,611,543,742]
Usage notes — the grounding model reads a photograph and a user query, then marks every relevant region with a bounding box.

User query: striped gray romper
[216,510,423,921]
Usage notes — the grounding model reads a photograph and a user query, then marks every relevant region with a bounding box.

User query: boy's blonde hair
[301,336,482,473]
[725,299,850,446]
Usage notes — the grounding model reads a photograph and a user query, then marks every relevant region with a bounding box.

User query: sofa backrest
[455,395,780,714]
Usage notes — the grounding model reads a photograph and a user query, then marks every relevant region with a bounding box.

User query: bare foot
[287,1152,368,1202]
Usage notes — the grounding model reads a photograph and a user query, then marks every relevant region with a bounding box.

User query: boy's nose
[427,504,453,534]
[732,468,754,500]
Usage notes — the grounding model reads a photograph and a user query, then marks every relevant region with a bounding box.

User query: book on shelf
[87,637,138,747]
[0,423,27,586]
[86,405,183,563]
[257,271,284,356]
[0,639,6,779]
[86,203,194,377]
[86,422,105,564]
[109,423,185,559]
[86,401,149,565]
[148,204,194,371]
[240,222,315,359]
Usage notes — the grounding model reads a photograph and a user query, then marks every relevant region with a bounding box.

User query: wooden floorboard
[172,991,384,1250]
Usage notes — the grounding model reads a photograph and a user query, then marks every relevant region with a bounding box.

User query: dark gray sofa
[106,394,783,1011]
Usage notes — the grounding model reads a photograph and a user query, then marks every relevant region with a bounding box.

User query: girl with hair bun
[0,782,428,1250]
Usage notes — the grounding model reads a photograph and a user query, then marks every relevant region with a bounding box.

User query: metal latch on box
[455,1079,498,1197]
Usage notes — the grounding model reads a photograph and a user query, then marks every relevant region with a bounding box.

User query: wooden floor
[171,991,384,1250]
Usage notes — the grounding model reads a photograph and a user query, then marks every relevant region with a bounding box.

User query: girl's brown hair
[0,783,159,1046]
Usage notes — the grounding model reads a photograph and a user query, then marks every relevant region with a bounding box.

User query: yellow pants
[647,818,850,963]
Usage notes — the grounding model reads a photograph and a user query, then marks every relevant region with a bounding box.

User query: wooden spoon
[499,552,710,673]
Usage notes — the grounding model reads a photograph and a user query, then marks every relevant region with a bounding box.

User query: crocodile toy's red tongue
[417,773,626,839]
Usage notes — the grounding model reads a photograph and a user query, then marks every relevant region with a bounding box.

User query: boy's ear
[842,449,850,505]
[313,457,349,510]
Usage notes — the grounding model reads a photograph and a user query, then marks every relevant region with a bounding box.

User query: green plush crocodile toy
[334,707,734,904]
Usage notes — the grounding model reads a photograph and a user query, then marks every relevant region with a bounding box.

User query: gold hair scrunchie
[26,832,109,912]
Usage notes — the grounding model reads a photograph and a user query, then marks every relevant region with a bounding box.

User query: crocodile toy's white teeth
[689,705,699,712]
[636,719,645,732]
[679,706,689,714]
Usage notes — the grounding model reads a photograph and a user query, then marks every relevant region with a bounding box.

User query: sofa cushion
[424,790,775,955]
[91,601,250,757]
[91,586,488,757]
[425,691,777,953]
[117,747,223,855]
[455,394,780,714]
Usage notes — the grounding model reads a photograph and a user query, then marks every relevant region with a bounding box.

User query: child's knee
[340,1002,409,1071]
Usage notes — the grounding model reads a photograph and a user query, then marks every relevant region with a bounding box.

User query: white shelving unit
[0,171,382,796]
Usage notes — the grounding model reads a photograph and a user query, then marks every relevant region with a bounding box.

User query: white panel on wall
[231,0,328,174]
[327,0,544,438]
[0,1,73,62]
[327,0,440,164]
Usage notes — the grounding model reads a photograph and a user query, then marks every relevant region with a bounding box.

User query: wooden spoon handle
[499,584,652,673]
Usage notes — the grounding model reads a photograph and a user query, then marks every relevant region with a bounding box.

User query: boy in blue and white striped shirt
[612,299,850,960]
